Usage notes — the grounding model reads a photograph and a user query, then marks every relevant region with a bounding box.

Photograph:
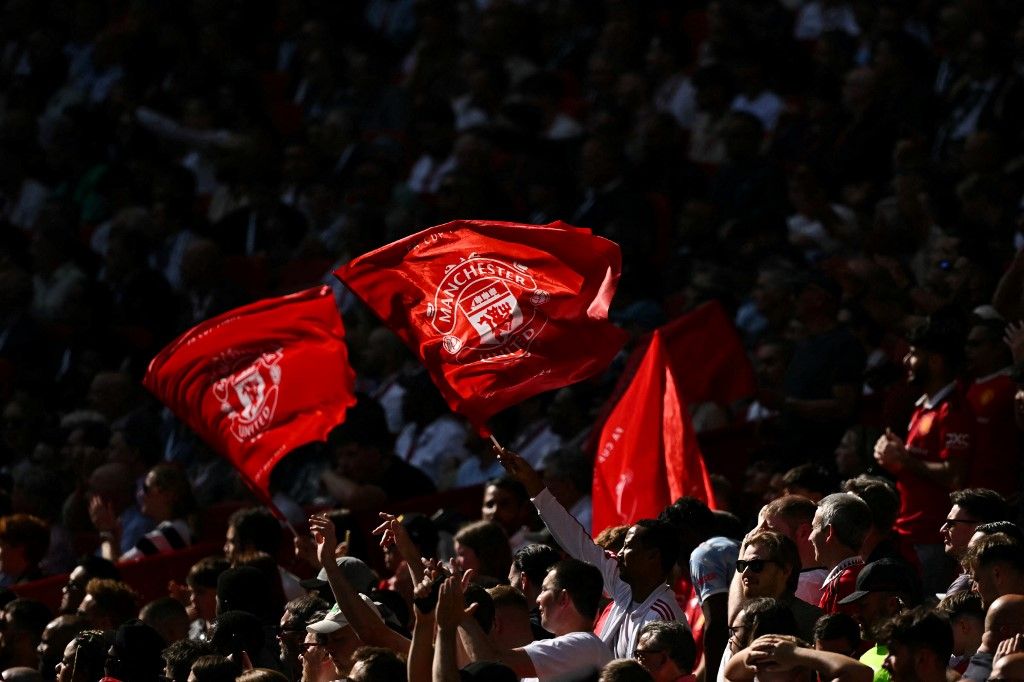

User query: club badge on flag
[335,220,628,432]
[143,286,356,492]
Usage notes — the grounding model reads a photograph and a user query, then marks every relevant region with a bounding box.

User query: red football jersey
[966,372,1021,497]
[818,559,864,615]
[894,384,974,545]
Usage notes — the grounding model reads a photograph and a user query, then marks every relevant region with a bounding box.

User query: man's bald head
[986,594,1024,634]
[992,652,1024,681]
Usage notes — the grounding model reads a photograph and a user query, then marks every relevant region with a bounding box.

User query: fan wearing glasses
[633,620,696,682]
[735,531,822,643]
[940,488,1010,597]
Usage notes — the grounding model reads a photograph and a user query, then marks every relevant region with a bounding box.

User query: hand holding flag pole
[494,446,544,498]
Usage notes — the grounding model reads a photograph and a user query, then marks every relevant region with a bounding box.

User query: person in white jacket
[496,448,687,659]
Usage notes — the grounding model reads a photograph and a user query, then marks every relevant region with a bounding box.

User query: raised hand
[1005,321,1024,363]
[413,571,437,603]
[494,447,544,497]
[88,495,119,534]
[435,575,475,631]
[372,512,413,555]
[747,635,799,671]
[308,513,338,568]
[420,556,448,577]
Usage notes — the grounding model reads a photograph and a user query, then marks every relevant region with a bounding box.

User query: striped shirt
[121,519,192,561]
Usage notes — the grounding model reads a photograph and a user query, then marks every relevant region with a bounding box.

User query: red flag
[587,301,755,454]
[659,301,755,406]
[143,286,356,493]
[592,331,715,536]
[334,220,627,432]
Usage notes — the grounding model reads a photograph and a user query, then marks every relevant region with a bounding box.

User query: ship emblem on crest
[212,349,283,442]
[425,255,549,364]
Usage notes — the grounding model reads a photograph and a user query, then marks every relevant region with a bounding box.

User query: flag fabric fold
[592,330,716,536]
[143,286,356,492]
[658,300,756,406]
[334,220,628,432]
[587,300,755,453]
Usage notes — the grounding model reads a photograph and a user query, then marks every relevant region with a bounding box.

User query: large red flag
[334,220,628,431]
[592,331,715,536]
[143,286,356,493]
[588,300,755,453]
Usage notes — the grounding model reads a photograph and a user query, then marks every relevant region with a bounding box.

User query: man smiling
[810,493,872,614]
[454,559,613,681]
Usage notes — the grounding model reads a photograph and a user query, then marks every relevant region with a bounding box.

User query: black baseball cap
[838,559,919,604]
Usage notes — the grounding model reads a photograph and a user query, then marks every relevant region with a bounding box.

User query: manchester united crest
[425,255,549,364]
[212,349,283,442]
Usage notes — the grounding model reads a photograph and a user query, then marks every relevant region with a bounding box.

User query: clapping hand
[435,573,477,631]
[873,428,908,473]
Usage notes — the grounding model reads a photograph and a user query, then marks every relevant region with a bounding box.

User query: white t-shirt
[796,567,828,605]
[521,631,612,682]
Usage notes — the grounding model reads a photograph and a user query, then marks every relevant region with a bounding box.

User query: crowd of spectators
[3,0,1024,680]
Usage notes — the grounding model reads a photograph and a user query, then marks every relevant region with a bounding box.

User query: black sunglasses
[736,559,776,574]
[940,518,979,529]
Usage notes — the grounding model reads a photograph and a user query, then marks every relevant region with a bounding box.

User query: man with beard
[963,534,1024,610]
[277,594,328,681]
[837,560,920,682]
[734,530,822,641]
[874,315,973,594]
